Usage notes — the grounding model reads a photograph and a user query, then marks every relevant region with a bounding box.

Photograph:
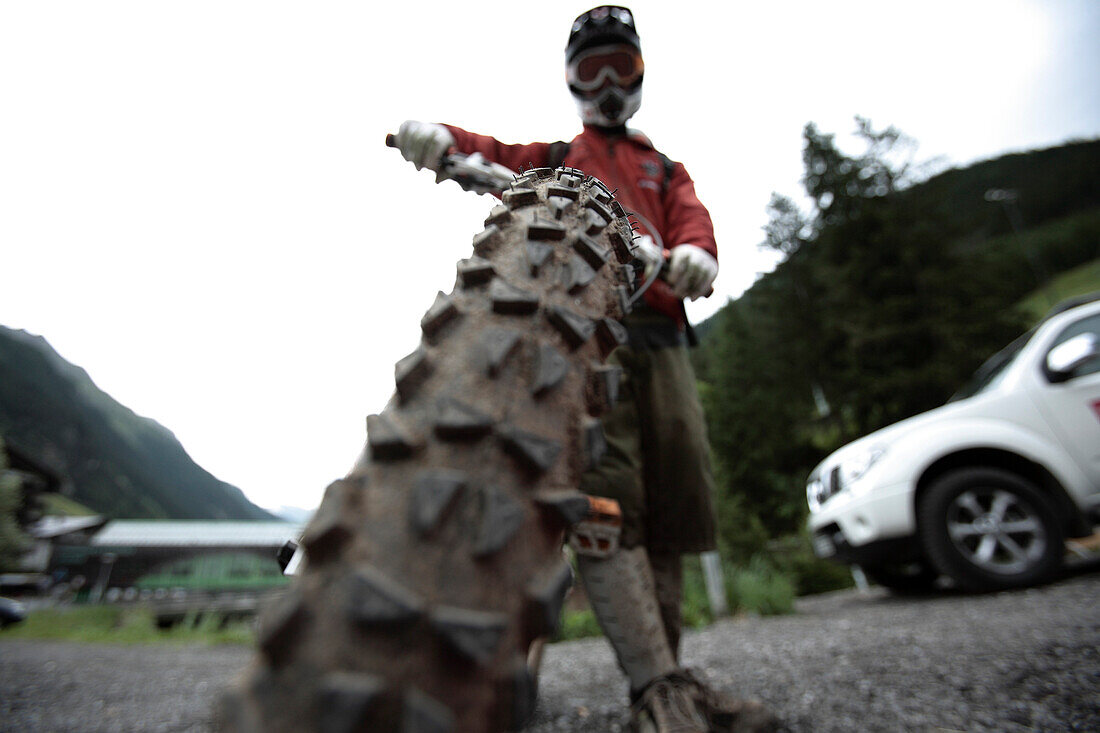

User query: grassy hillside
[1018,258,1100,323]
[40,493,99,517]
[0,326,273,520]
[899,139,1100,244]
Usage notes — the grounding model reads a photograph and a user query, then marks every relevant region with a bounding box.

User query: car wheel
[918,467,1064,592]
[861,562,939,594]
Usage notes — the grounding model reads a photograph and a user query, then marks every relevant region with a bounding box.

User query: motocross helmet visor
[567,44,644,93]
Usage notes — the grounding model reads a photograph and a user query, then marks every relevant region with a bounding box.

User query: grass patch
[0,604,254,645]
[728,557,795,616]
[1018,257,1100,323]
[556,608,602,642]
[554,551,802,643]
[681,555,715,628]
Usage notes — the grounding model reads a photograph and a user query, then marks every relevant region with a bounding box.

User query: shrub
[728,557,795,616]
[555,608,602,642]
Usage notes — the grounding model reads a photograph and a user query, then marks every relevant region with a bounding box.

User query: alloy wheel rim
[946,488,1046,575]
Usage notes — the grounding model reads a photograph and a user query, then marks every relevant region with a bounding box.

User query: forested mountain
[0,326,273,520]
[694,127,1099,549]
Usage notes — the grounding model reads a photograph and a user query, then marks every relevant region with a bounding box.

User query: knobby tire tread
[219,168,636,733]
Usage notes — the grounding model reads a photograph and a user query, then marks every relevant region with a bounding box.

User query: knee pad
[569,496,623,558]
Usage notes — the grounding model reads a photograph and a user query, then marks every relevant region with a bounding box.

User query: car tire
[918,467,1064,592]
[861,562,939,594]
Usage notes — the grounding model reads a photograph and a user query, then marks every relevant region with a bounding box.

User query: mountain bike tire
[218,166,637,733]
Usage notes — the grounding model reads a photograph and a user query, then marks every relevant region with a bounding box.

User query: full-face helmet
[565,6,643,127]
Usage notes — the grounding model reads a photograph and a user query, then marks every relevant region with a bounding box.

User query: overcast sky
[2,1,1098,514]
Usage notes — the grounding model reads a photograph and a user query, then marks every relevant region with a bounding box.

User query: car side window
[1048,313,1100,379]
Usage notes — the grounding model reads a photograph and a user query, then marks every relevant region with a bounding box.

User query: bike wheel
[219,167,636,732]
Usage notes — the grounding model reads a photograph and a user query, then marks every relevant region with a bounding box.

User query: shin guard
[575,545,678,693]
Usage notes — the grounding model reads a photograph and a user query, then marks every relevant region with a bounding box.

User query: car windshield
[949,328,1036,402]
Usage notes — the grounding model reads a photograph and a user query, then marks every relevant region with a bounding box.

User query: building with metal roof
[89,521,303,548]
[50,520,304,600]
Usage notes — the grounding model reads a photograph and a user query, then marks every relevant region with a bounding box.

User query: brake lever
[626,213,714,304]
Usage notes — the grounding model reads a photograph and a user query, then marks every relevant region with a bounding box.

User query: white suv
[806,293,1100,592]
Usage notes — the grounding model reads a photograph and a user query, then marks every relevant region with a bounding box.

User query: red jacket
[442,124,716,326]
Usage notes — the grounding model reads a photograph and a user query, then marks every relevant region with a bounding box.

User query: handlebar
[384,131,711,299]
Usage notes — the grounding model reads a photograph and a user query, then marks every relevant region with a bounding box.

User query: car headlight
[807,444,888,511]
[806,477,827,511]
[839,444,887,486]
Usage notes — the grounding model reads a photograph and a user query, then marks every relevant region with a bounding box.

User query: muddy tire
[218,168,637,732]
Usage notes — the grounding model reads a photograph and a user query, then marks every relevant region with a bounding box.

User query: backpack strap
[547,141,571,170]
[656,152,675,195]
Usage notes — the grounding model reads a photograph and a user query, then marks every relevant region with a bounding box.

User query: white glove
[667,244,718,300]
[632,234,665,278]
[394,120,455,172]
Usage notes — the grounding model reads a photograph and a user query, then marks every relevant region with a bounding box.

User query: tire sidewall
[917,467,1064,592]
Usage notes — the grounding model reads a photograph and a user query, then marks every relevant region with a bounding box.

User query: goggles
[567,44,644,92]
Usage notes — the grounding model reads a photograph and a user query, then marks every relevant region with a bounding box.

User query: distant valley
[0,326,273,520]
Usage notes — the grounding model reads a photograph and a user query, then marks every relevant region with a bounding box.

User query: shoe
[630,674,709,733]
[675,669,779,733]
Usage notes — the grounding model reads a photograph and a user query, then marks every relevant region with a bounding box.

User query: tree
[0,437,30,570]
[802,120,1022,437]
[698,271,823,539]
[698,118,1030,546]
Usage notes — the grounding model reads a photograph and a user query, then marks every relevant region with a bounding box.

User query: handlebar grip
[657,259,715,298]
[385,134,397,148]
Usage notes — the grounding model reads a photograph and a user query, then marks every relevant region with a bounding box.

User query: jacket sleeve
[662,161,718,262]
[442,124,553,174]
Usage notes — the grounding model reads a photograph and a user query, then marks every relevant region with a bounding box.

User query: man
[393,7,776,732]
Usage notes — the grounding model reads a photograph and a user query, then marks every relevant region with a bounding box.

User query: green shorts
[579,310,718,555]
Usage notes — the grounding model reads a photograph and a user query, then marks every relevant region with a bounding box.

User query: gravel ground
[2,565,1098,732]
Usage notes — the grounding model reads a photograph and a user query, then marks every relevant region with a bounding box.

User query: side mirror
[1046,332,1100,382]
